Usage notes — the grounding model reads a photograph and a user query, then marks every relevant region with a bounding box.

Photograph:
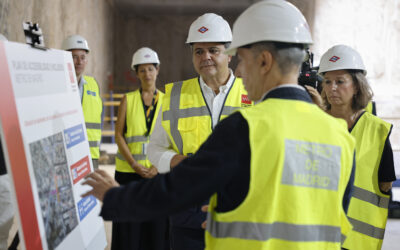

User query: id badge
[142,142,148,155]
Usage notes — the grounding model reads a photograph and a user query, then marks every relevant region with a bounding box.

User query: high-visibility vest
[115,89,164,172]
[82,76,103,159]
[161,77,252,155]
[206,97,355,250]
[343,112,392,250]
[365,101,377,116]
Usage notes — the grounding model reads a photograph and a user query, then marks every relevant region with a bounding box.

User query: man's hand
[379,181,393,193]
[170,154,187,169]
[201,205,209,229]
[81,169,119,201]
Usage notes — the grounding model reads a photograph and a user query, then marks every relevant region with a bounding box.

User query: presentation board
[0,40,106,250]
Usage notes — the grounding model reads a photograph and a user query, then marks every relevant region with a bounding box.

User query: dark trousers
[112,219,169,250]
[112,171,169,250]
[170,226,205,250]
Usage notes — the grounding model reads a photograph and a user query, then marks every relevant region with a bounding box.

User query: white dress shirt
[78,76,87,102]
[148,70,236,173]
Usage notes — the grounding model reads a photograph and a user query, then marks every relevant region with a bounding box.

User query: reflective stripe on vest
[116,152,147,162]
[115,89,163,173]
[347,217,385,240]
[125,135,148,143]
[88,141,100,147]
[352,186,389,208]
[82,76,102,159]
[343,112,392,250]
[206,98,355,249]
[86,122,102,129]
[207,217,341,243]
[163,81,207,153]
[162,77,250,155]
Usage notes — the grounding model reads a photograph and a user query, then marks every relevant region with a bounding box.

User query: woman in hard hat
[112,47,168,250]
[318,45,395,250]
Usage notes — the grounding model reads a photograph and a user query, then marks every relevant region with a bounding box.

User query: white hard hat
[186,13,232,44]
[225,0,313,55]
[0,34,7,41]
[318,45,366,75]
[131,47,160,71]
[62,34,90,52]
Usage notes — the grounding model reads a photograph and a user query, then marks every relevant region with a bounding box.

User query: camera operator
[298,49,325,109]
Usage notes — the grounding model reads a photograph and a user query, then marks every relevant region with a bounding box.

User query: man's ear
[228,55,232,63]
[258,50,273,74]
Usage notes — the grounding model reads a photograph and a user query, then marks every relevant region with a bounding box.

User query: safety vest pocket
[177,118,199,155]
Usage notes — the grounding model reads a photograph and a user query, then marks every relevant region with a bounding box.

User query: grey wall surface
[0,0,115,93]
[0,0,315,94]
[113,14,239,92]
[112,0,316,93]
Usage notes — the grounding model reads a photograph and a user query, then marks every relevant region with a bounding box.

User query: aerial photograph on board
[30,132,78,249]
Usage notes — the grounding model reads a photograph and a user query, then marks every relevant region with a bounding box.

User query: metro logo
[241,94,251,104]
[198,26,208,33]
[329,56,340,62]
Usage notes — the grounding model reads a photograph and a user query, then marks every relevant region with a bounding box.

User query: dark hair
[323,70,373,111]
[134,63,158,72]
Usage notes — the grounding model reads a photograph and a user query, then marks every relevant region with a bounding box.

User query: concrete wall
[112,14,238,92]
[0,0,315,94]
[112,0,316,92]
[0,0,115,92]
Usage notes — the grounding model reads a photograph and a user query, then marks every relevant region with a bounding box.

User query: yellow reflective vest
[161,77,252,155]
[206,98,355,250]
[116,89,164,172]
[82,76,103,159]
[365,101,376,116]
[343,112,392,250]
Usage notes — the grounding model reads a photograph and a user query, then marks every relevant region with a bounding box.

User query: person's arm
[147,108,179,173]
[115,96,152,178]
[304,85,326,110]
[170,154,187,168]
[83,113,248,222]
[343,152,355,213]
[378,137,396,193]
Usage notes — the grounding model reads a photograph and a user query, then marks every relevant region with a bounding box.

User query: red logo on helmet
[144,54,151,58]
[198,26,208,33]
[329,56,340,62]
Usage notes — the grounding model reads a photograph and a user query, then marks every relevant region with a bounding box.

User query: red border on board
[0,42,43,249]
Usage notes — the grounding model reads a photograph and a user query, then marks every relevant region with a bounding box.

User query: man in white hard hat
[62,35,103,169]
[0,34,15,250]
[82,1,356,249]
[145,13,251,250]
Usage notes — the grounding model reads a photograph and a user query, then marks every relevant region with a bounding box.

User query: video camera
[298,49,322,91]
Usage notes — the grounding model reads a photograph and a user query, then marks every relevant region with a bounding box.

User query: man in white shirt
[148,13,251,250]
